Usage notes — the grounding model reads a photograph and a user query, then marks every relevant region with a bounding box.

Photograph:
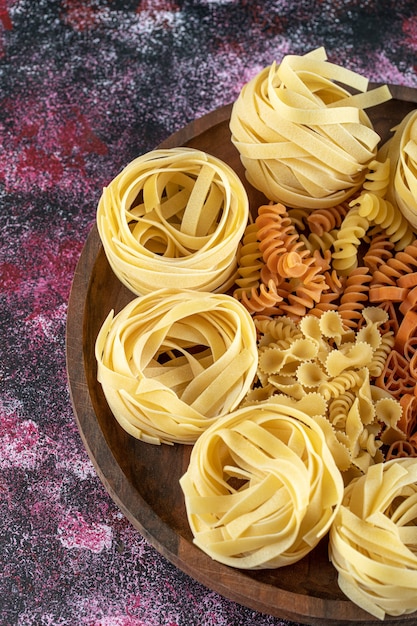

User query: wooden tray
[66,85,417,626]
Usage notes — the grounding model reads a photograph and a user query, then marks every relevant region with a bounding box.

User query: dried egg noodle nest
[329,458,417,620]
[95,289,258,445]
[96,147,249,295]
[379,109,417,232]
[180,401,344,569]
[230,47,392,209]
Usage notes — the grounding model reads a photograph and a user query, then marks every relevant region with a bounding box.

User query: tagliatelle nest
[329,458,417,620]
[180,400,344,569]
[230,47,392,209]
[379,109,417,232]
[97,147,249,295]
[95,289,258,445]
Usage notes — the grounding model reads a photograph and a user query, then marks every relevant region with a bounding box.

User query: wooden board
[66,85,417,626]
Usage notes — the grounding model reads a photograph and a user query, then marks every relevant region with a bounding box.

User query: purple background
[1,1,417,625]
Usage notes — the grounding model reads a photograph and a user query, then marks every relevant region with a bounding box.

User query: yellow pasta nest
[380,109,417,231]
[230,47,391,209]
[95,289,258,445]
[96,147,249,295]
[180,400,344,569]
[329,458,417,620]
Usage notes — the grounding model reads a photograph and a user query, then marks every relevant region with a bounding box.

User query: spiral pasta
[95,289,258,444]
[362,158,390,197]
[97,147,249,295]
[337,267,372,330]
[332,205,370,274]
[329,458,417,620]
[230,47,391,208]
[362,229,394,272]
[306,201,351,236]
[352,191,414,250]
[371,240,417,290]
[256,202,308,276]
[180,401,344,569]
[233,223,264,299]
[238,279,283,315]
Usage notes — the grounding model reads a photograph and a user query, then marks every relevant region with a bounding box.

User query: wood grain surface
[66,85,417,626]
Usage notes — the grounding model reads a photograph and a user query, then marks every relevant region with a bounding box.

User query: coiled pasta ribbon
[97,147,249,295]
[381,109,417,231]
[180,401,343,569]
[95,289,258,445]
[230,47,391,208]
[329,458,417,620]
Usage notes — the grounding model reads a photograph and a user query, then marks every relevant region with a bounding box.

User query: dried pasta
[381,109,417,230]
[337,267,372,330]
[352,191,414,250]
[96,147,249,295]
[307,201,351,236]
[362,158,390,197]
[230,47,391,208]
[332,205,369,274]
[233,223,264,299]
[249,308,401,476]
[95,289,258,444]
[329,458,417,620]
[238,279,283,315]
[362,229,394,272]
[256,202,307,276]
[180,401,344,569]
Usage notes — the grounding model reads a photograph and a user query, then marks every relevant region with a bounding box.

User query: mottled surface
[1,1,417,625]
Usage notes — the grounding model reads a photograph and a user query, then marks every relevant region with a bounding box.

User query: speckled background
[1,1,417,625]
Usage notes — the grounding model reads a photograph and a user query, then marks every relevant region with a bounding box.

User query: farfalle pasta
[329,458,417,620]
[249,308,402,476]
[95,289,258,444]
[230,47,391,209]
[180,401,344,569]
[97,147,249,295]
